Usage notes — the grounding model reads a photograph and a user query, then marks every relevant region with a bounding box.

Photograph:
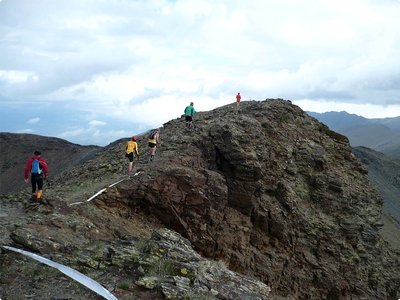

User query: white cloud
[18,129,34,133]
[57,127,86,138]
[1,0,399,145]
[0,70,38,84]
[27,118,40,124]
[57,126,131,146]
[88,120,107,126]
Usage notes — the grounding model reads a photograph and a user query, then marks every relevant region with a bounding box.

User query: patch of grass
[148,170,159,177]
[146,259,178,277]
[31,266,58,281]
[281,114,290,123]
[184,290,215,300]
[135,237,152,253]
[117,281,130,290]
[87,240,105,250]
[79,203,96,217]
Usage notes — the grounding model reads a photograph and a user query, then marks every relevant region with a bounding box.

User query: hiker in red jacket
[24,150,49,202]
[236,92,241,107]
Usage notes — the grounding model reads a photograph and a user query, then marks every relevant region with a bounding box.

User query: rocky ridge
[1,99,399,299]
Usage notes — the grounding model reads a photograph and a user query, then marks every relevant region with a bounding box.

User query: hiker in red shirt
[24,150,49,202]
[236,92,241,107]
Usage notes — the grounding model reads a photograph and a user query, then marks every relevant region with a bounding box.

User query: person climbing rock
[184,102,196,129]
[24,150,49,202]
[125,136,139,175]
[148,128,161,161]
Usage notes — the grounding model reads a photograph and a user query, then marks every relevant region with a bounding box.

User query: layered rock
[111,100,399,299]
[3,225,271,300]
[4,99,398,299]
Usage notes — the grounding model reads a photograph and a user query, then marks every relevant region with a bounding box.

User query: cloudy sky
[1,0,400,146]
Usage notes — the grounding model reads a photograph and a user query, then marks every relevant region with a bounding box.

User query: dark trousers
[31,174,43,193]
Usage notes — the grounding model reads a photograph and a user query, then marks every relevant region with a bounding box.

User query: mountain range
[307,111,400,159]
[1,100,399,299]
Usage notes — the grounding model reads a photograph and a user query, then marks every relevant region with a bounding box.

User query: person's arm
[41,159,49,177]
[135,142,139,156]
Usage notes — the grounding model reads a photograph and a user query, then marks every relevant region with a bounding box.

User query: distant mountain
[307,111,400,130]
[0,132,102,194]
[307,111,369,129]
[308,111,400,159]
[373,116,400,131]
[339,124,400,158]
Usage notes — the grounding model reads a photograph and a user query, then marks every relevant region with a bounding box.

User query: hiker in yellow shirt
[148,128,160,161]
[125,136,139,175]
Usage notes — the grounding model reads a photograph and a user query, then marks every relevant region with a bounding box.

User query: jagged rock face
[3,223,271,300]
[115,100,399,299]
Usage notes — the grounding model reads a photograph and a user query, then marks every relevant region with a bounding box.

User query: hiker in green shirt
[184,102,195,129]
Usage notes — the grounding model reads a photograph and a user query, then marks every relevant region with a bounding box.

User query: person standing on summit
[184,102,195,129]
[236,93,241,107]
[24,150,49,202]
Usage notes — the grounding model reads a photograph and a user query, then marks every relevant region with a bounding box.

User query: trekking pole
[44,174,51,188]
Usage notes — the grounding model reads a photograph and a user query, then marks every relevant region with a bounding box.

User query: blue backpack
[31,158,43,174]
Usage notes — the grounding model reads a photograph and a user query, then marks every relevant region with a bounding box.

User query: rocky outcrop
[354,146,400,224]
[3,225,271,300]
[131,228,271,299]
[108,100,398,299]
[1,99,399,299]
[353,146,400,253]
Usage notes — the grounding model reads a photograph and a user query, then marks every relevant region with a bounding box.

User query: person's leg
[149,143,155,161]
[188,116,192,128]
[127,153,134,174]
[31,177,36,196]
[185,116,190,128]
[150,146,157,161]
[36,177,43,201]
[128,162,133,174]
